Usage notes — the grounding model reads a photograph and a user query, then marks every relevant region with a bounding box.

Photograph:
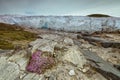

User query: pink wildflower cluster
[26,50,55,74]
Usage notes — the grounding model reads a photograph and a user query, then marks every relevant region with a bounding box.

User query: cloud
[0,0,119,16]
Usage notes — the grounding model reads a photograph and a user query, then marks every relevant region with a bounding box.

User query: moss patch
[0,31,37,41]
[0,39,14,49]
[0,23,37,50]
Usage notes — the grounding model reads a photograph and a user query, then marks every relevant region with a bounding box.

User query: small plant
[26,50,55,74]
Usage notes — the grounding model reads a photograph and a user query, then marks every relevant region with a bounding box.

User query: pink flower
[26,50,55,74]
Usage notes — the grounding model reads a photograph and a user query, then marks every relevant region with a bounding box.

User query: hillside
[0,23,37,49]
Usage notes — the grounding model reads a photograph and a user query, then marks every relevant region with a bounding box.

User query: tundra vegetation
[0,23,37,49]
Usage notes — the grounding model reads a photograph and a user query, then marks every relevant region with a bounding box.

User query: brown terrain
[0,23,120,80]
[0,23,37,50]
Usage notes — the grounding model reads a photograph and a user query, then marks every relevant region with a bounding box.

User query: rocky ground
[0,30,120,80]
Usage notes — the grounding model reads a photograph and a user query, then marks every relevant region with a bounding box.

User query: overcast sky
[0,0,120,16]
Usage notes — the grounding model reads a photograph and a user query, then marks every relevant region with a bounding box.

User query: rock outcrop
[0,30,120,80]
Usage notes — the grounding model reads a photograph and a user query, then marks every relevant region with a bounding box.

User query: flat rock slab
[80,36,120,48]
[0,50,12,54]
[80,49,120,80]
[0,57,20,80]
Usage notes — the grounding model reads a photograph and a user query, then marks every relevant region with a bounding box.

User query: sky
[0,0,120,16]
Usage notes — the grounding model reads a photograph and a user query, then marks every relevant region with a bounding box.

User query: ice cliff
[0,16,120,32]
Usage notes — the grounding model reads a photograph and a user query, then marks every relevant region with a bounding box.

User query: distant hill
[87,14,111,17]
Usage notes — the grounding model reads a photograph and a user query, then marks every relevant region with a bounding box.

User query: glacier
[0,16,120,32]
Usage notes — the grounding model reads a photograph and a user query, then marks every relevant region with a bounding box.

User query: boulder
[62,46,87,69]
